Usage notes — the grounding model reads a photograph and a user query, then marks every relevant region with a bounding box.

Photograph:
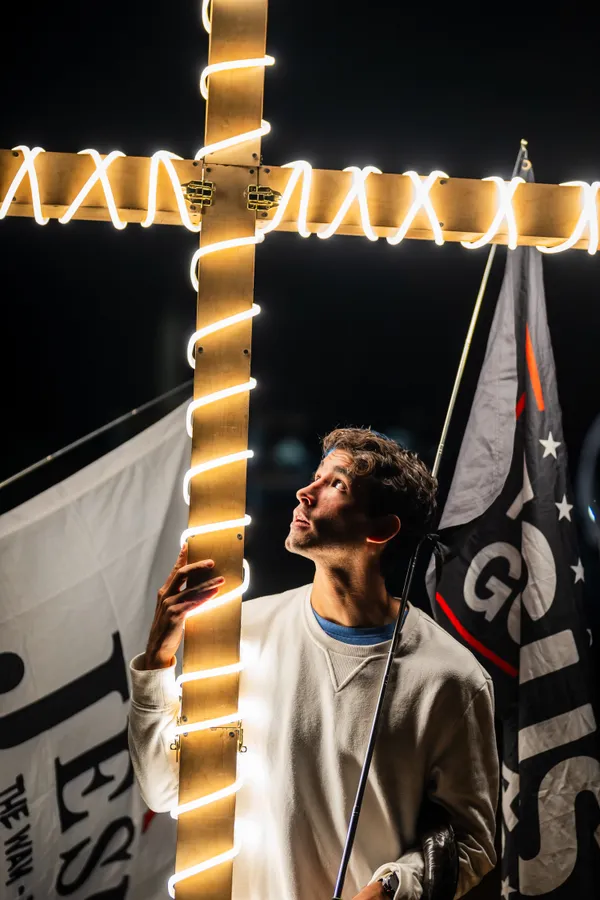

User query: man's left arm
[362,674,499,900]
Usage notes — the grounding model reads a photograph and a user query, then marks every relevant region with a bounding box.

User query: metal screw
[439,222,444,228]
[190,205,196,211]
[264,168,270,174]
[243,348,250,356]
[193,160,199,167]
[237,533,243,540]
[249,168,255,175]
[229,731,236,738]
[439,179,448,185]
[12,150,19,157]
[261,212,268,218]
[181,716,188,722]
[252,153,258,160]
[206,167,211,173]
[196,346,203,354]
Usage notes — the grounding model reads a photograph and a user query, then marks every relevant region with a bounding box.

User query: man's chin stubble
[285,533,313,555]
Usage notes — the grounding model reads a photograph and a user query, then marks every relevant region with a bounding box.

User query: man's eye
[332,478,346,490]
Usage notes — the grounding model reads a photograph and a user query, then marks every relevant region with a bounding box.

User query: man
[128,428,498,899]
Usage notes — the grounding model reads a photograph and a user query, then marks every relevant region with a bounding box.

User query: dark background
[1,3,599,610]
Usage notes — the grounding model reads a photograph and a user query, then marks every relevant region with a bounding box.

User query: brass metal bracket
[246,184,281,211]
[181,179,214,208]
[171,718,247,755]
[170,732,181,761]
[212,721,247,754]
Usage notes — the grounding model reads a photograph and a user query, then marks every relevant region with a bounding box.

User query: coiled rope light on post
[168,1,273,894]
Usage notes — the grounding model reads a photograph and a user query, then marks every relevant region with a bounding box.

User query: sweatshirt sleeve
[127,653,181,813]
[369,675,499,900]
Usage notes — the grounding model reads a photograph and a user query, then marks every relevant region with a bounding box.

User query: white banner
[0,402,190,900]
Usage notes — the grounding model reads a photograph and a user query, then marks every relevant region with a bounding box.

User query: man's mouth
[292,512,311,528]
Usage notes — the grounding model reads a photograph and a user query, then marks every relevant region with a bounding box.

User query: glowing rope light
[318,165,382,241]
[186,380,257,437]
[176,662,244,692]
[259,160,313,237]
[171,777,244,819]
[194,121,272,161]
[538,180,600,255]
[201,0,212,33]
[184,558,251,619]
[181,515,252,546]
[167,845,240,899]
[58,149,126,229]
[200,56,275,101]
[0,146,49,225]
[461,176,524,250]
[142,150,201,232]
[184,450,254,504]
[187,305,260,368]
[387,170,448,246]
[190,234,265,291]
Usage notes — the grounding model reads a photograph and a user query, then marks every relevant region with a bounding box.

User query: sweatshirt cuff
[129,653,180,709]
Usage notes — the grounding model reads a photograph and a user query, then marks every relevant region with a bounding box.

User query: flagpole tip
[520,138,528,149]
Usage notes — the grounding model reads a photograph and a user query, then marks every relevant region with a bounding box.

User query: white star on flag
[555,494,573,521]
[539,431,561,458]
[571,558,585,583]
[500,877,517,898]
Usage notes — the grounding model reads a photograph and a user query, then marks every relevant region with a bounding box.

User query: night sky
[1,4,600,602]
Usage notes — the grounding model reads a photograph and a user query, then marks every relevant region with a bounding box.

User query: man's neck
[310,563,400,627]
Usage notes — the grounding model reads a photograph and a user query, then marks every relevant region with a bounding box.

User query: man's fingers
[173,543,188,572]
[169,587,221,618]
[168,559,217,594]
[161,544,189,594]
[175,579,224,604]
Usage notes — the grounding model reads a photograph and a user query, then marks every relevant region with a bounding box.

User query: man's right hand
[142,543,225,670]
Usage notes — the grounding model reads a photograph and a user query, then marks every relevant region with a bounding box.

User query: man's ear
[366,514,401,545]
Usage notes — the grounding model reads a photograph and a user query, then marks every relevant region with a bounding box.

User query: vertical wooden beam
[175,2,268,898]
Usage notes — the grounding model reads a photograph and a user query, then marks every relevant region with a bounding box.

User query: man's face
[285,449,376,562]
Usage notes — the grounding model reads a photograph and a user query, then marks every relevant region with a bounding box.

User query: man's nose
[296,480,316,505]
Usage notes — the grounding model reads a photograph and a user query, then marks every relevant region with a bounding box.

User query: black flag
[428,160,600,897]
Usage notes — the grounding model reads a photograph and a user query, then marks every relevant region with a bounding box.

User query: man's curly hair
[321,427,437,571]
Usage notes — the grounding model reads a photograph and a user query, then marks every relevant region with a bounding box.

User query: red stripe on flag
[142,808,156,833]
[516,392,526,419]
[435,593,518,678]
[525,325,545,411]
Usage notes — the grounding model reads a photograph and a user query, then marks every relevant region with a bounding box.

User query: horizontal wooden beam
[0,148,596,250]
[0,149,204,227]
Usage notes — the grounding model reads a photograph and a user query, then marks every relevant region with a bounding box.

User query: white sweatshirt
[128,584,498,900]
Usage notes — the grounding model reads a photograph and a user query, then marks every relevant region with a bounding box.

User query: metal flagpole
[331,139,529,900]
[433,139,529,479]
[0,379,193,492]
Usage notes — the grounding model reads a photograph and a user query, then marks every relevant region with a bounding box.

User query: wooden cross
[1,2,598,898]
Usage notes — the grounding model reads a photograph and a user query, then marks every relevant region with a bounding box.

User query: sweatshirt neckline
[302,583,419,658]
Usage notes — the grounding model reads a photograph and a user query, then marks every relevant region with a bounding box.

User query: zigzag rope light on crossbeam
[3,147,600,252]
